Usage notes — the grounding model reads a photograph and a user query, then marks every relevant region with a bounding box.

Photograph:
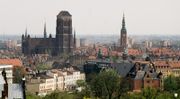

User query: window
[147,80,150,83]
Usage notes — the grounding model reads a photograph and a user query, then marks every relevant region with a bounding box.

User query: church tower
[120,14,127,51]
[56,11,73,54]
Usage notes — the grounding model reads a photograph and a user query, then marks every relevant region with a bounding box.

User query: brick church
[22,11,76,56]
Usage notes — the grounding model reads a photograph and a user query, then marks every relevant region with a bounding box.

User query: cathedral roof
[57,11,71,17]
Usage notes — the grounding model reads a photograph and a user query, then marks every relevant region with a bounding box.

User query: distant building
[75,38,80,48]
[160,40,171,47]
[22,11,76,56]
[154,61,180,77]
[80,38,89,47]
[153,61,171,77]
[127,37,134,48]
[143,41,152,48]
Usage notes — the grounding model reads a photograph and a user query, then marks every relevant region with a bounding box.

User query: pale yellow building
[26,66,85,96]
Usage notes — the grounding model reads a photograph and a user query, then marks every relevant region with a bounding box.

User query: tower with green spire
[97,48,102,59]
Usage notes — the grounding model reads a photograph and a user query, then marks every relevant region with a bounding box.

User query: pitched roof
[113,62,133,77]
[0,59,22,67]
[168,61,180,68]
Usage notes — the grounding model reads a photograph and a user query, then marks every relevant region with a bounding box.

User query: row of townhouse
[134,60,180,77]
[154,61,180,77]
[26,66,85,96]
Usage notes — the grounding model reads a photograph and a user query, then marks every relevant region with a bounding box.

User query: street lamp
[174,93,178,98]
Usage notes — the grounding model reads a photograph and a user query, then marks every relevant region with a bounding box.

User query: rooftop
[0,59,22,67]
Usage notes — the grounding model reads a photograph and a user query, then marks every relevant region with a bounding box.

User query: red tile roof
[0,59,22,67]
[169,61,180,68]
[128,49,142,56]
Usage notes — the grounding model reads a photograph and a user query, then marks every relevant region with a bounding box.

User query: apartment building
[26,66,85,95]
[154,61,180,77]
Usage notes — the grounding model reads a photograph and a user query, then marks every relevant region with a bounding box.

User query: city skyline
[0,0,180,36]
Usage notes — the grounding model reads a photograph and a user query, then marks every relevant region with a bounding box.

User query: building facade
[26,67,85,95]
[22,11,76,56]
[0,65,13,83]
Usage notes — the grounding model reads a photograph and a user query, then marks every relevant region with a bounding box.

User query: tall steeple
[25,28,27,38]
[44,23,47,38]
[122,13,126,30]
[120,13,127,51]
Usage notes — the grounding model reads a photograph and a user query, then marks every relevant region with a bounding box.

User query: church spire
[25,28,27,38]
[122,13,126,29]
[44,22,47,38]
[120,13,127,52]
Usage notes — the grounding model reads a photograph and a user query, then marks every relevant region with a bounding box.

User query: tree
[13,67,26,83]
[156,92,173,99]
[77,80,86,87]
[175,76,180,92]
[26,92,41,99]
[91,69,120,99]
[42,91,76,99]
[36,63,51,70]
[76,80,91,98]
[142,87,158,99]
[116,77,131,98]
[164,75,178,91]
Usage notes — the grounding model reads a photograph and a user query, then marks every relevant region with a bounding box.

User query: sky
[0,0,180,36]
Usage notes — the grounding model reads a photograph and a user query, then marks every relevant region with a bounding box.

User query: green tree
[43,91,76,99]
[26,92,41,99]
[76,80,91,98]
[142,87,158,99]
[127,93,145,99]
[175,77,180,92]
[13,67,26,83]
[91,69,120,99]
[77,80,86,87]
[116,77,131,98]
[36,63,51,70]
[156,92,173,99]
[164,75,178,92]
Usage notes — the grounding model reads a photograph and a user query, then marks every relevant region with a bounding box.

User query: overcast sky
[0,0,180,36]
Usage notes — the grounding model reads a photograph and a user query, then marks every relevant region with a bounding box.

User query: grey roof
[129,62,159,79]
[113,62,133,77]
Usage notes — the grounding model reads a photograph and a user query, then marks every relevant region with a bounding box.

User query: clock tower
[120,14,127,51]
